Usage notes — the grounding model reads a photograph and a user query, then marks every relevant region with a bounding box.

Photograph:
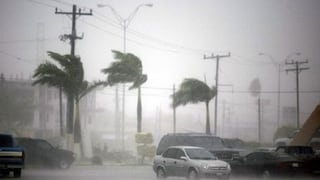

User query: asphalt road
[1,165,319,180]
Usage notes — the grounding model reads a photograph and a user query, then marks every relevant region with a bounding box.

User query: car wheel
[156,167,167,179]
[188,169,199,180]
[58,159,70,169]
[262,169,271,179]
[13,168,21,178]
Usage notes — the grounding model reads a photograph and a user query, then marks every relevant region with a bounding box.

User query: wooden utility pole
[204,52,231,135]
[285,59,309,129]
[55,4,92,152]
[55,5,92,56]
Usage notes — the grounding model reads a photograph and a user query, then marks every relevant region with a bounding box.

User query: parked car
[274,129,320,149]
[0,134,24,177]
[156,133,242,165]
[232,151,307,178]
[15,137,76,169]
[222,138,246,149]
[153,146,231,180]
[275,145,320,173]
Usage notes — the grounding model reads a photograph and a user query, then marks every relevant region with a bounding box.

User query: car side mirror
[180,156,187,161]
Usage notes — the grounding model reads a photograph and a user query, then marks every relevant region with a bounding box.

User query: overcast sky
[1,0,319,140]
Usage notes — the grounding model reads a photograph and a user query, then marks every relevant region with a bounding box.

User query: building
[0,73,97,156]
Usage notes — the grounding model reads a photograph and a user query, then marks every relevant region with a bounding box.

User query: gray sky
[1,0,319,141]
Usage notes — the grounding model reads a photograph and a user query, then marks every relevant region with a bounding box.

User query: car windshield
[185,148,217,160]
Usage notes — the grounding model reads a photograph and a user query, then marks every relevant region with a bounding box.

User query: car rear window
[0,135,14,147]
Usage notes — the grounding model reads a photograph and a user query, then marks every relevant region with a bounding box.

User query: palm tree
[34,51,104,155]
[33,52,85,148]
[171,78,216,134]
[102,50,147,132]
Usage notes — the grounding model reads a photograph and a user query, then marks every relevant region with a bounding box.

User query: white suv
[153,146,231,180]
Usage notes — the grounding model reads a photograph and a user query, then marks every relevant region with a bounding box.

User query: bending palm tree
[102,50,147,132]
[33,52,82,140]
[171,78,216,134]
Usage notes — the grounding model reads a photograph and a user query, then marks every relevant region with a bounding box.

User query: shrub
[135,132,156,164]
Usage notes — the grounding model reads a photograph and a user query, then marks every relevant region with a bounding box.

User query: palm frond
[171,78,216,108]
[79,80,106,100]
[47,51,71,69]
[129,74,147,90]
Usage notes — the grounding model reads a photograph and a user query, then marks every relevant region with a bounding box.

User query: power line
[0,38,56,44]
[78,19,182,54]
[27,0,58,9]
[0,50,37,64]
[219,90,320,94]
[24,0,213,55]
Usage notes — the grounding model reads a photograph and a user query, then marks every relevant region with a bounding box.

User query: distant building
[0,73,97,140]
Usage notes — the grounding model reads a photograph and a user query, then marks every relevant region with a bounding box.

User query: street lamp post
[97,3,152,150]
[258,52,301,129]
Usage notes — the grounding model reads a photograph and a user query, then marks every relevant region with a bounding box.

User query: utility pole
[173,84,176,133]
[257,98,261,143]
[285,59,309,129]
[55,5,92,56]
[55,5,92,151]
[204,52,231,135]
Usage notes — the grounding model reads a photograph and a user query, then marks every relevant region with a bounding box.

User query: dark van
[156,133,241,165]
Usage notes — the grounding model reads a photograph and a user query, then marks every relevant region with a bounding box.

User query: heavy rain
[1,0,320,180]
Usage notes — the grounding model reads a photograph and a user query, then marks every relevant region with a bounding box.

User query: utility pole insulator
[55,4,92,56]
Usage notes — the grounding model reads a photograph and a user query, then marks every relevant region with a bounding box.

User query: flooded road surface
[2,165,319,180]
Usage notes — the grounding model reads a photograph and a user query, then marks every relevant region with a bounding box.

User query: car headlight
[201,163,209,169]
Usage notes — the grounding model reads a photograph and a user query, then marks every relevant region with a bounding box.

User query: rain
[1,0,320,179]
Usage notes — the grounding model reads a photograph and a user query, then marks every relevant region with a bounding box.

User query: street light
[97,3,152,52]
[258,52,301,130]
[97,3,152,151]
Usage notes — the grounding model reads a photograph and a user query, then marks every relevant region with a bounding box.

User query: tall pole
[258,97,262,143]
[277,64,280,128]
[173,84,176,133]
[55,5,92,56]
[55,4,92,150]
[204,52,231,135]
[98,3,152,150]
[285,59,309,129]
[258,52,301,129]
[296,62,300,129]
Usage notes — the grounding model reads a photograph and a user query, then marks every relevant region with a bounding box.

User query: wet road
[1,165,319,180]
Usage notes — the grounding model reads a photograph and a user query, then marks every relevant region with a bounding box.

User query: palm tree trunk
[74,98,84,157]
[205,101,211,134]
[137,87,142,132]
[66,94,74,133]
[59,87,63,136]
[66,94,74,151]
[74,99,81,143]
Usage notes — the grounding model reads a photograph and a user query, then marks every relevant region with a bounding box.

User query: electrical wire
[0,50,37,64]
